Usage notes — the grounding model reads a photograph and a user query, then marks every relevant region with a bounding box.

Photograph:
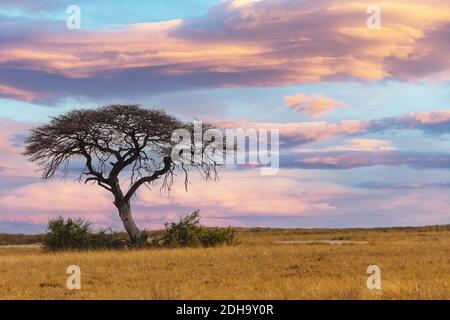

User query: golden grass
[0,226,449,300]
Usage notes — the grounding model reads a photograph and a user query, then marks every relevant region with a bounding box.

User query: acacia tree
[24,105,219,245]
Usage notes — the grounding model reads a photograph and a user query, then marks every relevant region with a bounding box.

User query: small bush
[42,217,125,251]
[153,210,236,248]
[198,227,236,247]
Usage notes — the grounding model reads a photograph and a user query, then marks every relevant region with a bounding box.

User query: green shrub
[154,210,236,248]
[87,229,126,249]
[198,227,236,247]
[42,217,125,251]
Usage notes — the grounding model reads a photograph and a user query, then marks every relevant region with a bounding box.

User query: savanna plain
[0,226,449,300]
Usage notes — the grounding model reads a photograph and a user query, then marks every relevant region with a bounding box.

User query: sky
[0,0,449,233]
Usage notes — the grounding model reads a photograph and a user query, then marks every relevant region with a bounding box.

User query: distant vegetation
[0,233,43,246]
[1,223,449,247]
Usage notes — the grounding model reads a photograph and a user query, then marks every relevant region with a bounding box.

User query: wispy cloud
[0,83,50,102]
[284,93,346,117]
[356,181,450,189]
[296,139,396,153]
[292,151,450,170]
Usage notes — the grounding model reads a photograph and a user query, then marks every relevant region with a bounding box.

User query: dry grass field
[0,226,449,300]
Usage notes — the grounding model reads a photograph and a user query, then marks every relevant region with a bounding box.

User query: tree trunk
[116,201,143,245]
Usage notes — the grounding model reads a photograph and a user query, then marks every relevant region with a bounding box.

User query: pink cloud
[295,151,450,170]
[296,139,396,153]
[284,93,346,117]
[402,110,450,125]
[0,83,51,102]
[0,181,114,225]
[136,169,341,217]
[0,118,36,177]
[0,168,353,229]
